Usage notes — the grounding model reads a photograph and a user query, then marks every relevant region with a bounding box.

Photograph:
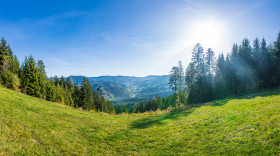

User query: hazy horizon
[55,74,170,78]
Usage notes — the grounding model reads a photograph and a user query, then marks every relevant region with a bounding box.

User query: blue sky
[0,0,279,77]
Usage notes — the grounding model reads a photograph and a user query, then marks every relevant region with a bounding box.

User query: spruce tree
[73,84,81,107]
[0,38,9,73]
[55,83,64,103]
[169,66,179,93]
[59,76,67,89]
[272,32,280,86]
[46,77,56,102]
[66,76,75,107]
[21,56,40,97]
[37,60,47,99]
[80,77,95,110]
[177,61,185,93]
[53,75,59,86]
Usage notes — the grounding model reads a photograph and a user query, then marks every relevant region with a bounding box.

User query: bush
[1,70,20,91]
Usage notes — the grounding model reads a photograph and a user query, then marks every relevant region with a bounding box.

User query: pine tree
[0,38,9,73]
[73,84,81,107]
[80,77,95,110]
[37,60,47,99]
[21,56,40,97]
[229,44,240,95]
[66,76,75,107]
[53,75,59,86]
[169,66,179,93]
[238,39,257,92]
[205,48,215,75]
[59,76,67,89]
[185,43,213,103]
[55,83,64,103]
[272,32,280,86]
[10,55,20,75]
[259,38,273,88]
[95,88,102,112]
[46,77,56,102]
[177,61,185,93]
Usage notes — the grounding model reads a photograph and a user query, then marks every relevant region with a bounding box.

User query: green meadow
[0,86,280,155]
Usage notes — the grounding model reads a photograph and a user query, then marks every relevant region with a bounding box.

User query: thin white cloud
[177,0,203,13]
[36,11,90,26]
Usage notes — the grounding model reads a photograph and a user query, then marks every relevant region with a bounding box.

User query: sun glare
[190,19,225,49]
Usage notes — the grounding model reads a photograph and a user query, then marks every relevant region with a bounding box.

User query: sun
[190,19,225,49]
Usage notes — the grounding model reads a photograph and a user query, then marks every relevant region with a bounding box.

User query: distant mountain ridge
[70,75,173,100]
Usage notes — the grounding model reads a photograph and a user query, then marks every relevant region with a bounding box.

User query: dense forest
[0,38,114,113]
[116,32,280,114]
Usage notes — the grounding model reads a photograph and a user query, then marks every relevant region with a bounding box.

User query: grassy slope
[0,87,280,155]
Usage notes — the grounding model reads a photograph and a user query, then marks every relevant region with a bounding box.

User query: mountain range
[70,75,173,101]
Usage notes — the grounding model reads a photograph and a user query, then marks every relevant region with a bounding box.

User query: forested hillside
[70,75,172,100]
[115,32,280,114]
[0,38,114,114]
[1,31,280,115]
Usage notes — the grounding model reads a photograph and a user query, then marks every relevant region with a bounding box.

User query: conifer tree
[21,56,40,97]
[169,66,179,93]
[95,88,102,112]
[66,76,75,107]
[59,76,67,89]
[80,77,94,110]
[46,77,56,102]
[177,61,185,93]
[73,84,81,107]
[10,55,20,75]
[37,60,47,99]
[0,38,9,73]
[53,75,59,86]
[55,83,64,103]
[272,32,280,85]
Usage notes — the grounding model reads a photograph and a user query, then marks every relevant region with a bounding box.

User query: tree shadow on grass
[209,89,280,107]
[131,89,280,129]
[236,89,280,99]
[209,99,230,106]
[131,109,194,129]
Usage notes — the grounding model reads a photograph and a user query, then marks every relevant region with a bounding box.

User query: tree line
[116,32,280,114]
[0,38,114,114]
[176,32,280,104]
[2,31,280,114]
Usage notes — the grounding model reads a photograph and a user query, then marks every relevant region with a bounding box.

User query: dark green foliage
[66,77,75,107]
[2,32,280,115]
[9,55,20,75]
[1,70,20,90]
[73,84,81,107]
[0,38,20,91]
[129,32,280,114]
[168,61,185,93]
[59,76,67,88]
[20,56,40,97]
[54,75,59,86]
[169,66,179,93]
[116,93,182,114]
[37,60,47,99]
[72,77,114,113]
[271,32,280,86]
[80,77,95,110]
[186,43,214,104]
[46,78,56,102]
[184,32,280,106]
[0,38,9,72]
[0,37,113,114]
